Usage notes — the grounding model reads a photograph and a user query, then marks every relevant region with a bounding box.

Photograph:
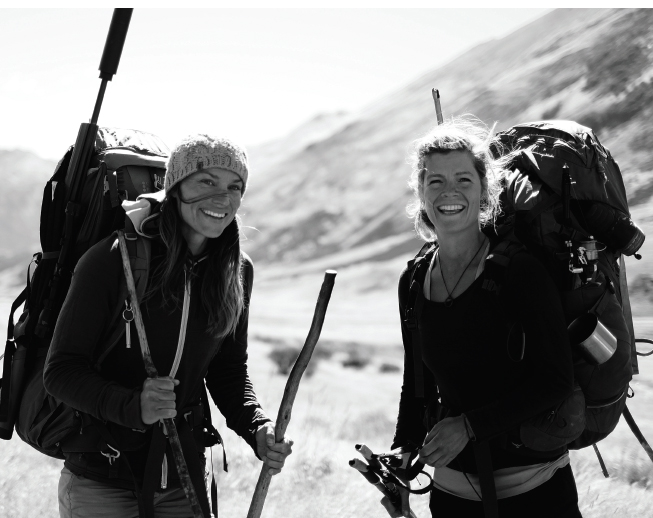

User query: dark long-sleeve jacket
[393,247,574,472]
[43,235,270,488]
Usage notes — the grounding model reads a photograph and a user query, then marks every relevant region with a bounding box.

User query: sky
[1,8,553,160]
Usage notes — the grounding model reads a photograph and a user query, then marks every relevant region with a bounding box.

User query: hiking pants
[58,467,214,518]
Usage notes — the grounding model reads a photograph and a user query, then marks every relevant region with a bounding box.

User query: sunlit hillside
[239,8,653,266]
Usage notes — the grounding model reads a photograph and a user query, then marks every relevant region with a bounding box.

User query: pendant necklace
[438,237,487,307]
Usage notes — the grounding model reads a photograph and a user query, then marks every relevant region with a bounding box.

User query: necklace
[438,237,487,307]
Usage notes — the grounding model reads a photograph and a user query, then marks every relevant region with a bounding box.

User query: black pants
[429,464,582,518]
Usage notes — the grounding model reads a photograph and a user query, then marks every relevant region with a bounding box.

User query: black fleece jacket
[393,248,574,472]
[44,235,271,488]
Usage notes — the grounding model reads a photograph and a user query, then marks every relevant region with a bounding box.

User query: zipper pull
[161,455,168,490]
[123,300,134,349]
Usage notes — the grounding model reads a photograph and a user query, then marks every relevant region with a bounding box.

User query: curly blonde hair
[406,115,511,242]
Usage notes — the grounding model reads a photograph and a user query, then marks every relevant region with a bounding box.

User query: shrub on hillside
[379,362,401,373]
[342,351,370,370]
[630,274,653,302]
[268,345,319,377]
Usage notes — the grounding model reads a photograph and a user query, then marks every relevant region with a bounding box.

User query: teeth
[438,205,464,211]
[202,209,226,219]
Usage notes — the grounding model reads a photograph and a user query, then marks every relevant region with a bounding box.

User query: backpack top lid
[505,120,601,148]
[95,127,170,158]
[100,148,168,172]
[494,120,630,217]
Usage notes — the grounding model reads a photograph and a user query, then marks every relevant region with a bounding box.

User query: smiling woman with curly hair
[382,116,582,518]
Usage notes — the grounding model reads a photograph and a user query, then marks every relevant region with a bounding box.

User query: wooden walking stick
[247,270,337,518]
[117,231,205,518]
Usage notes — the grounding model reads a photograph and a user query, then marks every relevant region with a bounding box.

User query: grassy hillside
[1,334,652,517]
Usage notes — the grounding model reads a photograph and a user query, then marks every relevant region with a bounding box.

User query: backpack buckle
[100,444,121,465]
[404,308,417,330]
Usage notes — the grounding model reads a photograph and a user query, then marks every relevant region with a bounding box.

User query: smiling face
[176,167,243,255]
[422,150,485,238]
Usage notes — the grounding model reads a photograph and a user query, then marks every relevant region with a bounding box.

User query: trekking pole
[247,270,337,518]
[432,89,443,125]
[117,231,205,518]
[36,8,133,339]
[349,459,419,518]
[623,404,653,465]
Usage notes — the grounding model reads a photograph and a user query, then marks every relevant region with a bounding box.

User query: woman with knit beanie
[44,134,292,517]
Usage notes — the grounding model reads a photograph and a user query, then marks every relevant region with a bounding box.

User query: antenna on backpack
[92,9,133,125]
[432,88,444,125]
[40,8,133,339]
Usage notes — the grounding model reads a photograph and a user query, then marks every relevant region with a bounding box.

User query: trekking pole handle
[349,460,418,518]
[432,88,443,125]
[99,8,133,81]
[246,270,337,518]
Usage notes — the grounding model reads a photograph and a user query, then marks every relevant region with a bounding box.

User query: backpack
[492,121,647,455]
[0,127,168,450]
[403,120,651,471]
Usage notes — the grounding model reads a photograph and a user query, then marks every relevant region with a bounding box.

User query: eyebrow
[197,170,244,185]
[424,170,474,176]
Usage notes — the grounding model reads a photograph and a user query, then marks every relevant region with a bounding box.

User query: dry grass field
[1,323,653,517]
[1,248,653,517]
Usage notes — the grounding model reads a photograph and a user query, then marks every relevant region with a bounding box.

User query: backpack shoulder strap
[402,242,437,399]
[483,235,530,362]
[95,226,151,368]
[241,251,254,307]
[482,235,525,296]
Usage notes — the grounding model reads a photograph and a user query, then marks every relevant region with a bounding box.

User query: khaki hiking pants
[58,466,215,518]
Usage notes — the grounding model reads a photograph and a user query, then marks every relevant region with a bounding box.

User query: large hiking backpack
[491,121,647,452]
[0,127,168,451]
[404,120,651,467]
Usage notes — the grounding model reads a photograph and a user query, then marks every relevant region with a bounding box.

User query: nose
[442,180,459,196]
[210,191,229,204]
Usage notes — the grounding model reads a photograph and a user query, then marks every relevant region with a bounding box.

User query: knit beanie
[165,134,249,194]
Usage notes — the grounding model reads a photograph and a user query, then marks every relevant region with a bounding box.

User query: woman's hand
[255,422,294,475]
[140,376,179,425]
[419,415,470,468]
[380,485,412,517]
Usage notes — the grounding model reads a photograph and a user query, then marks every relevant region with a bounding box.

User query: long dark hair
[145,185,245,339]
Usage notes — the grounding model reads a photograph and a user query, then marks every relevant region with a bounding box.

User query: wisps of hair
[406,114,513,242]
[146,187,244,339]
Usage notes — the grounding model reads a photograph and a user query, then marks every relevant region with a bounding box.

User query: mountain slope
[0,150,56,267]
[2,9,653,273]
[240,8,653,265]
